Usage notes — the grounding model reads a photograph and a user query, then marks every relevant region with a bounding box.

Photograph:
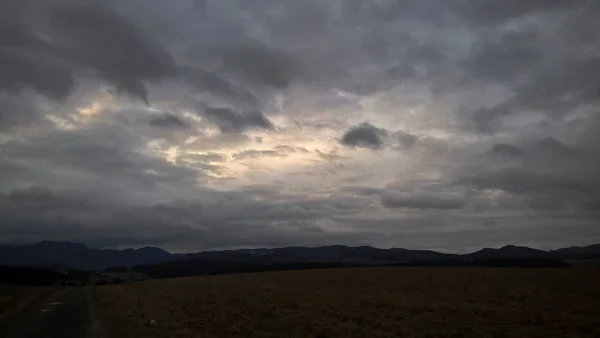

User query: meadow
[0,284,58,323]
[96,267,600,338]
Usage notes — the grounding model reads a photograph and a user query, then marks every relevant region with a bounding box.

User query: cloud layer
[1,0,599,251]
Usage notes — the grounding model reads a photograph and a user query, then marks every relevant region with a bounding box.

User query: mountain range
[0,241,172,270]
[1,241,599,270]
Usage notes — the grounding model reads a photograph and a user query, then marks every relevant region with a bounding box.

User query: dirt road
[0,287,105,338]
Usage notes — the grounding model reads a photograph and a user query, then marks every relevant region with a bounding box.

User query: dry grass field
[96,267,600,338]
[0,284,58,323]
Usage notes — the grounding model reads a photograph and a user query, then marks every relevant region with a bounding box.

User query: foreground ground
[0,286,105,338]
[0,284,57,323]
[96,267,600,338]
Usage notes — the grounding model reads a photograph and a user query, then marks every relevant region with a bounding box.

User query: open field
[0,284,59,323]
[96,267,600,338]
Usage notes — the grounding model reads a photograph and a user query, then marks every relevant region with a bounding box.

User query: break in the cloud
[0,0,599,252]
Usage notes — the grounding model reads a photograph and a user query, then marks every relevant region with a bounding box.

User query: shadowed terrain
[97,267,600,338]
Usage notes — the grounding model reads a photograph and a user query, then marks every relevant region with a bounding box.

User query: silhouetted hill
[548,244,600,260]
[186,245,452,264]
[2,241,598,271]
[0,241,173,270]
[463,245,549,260]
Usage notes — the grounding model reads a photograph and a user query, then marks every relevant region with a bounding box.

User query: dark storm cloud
[381,191,465,210]
[0,122,202,194]
[462,30,541,84]
[457,133,600,212]
[490,143,524,157]
[516,57,600,114]
[181,67,259,106]
[534,137,574,158]
[0,0,176,103]
[340,123,387,150]
[202,107,272,133]
[0,92,47,130]
[459,168,586,196]
[0,185,382,250]
[187,39,298,89]
[458,168,600,212]
[0,2,74,100]
[0,50,75,100]
[49,2,177,101]
[149,113,188,129]
[449,0,600,134]
[456,0,592,24]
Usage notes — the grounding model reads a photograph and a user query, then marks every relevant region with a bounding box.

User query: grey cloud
[273,145,309,153]
[1,122,201,196]
[0,0,176,103]
[0,5,74,100]
[183,132,252,152]
[456,0,591,24]
[468,105,513,134]
[0,92,48,130]
[6,185,91,210]
[340,123,387,149]
[150,113,189,129]
[1,0,599,251]
[232,149,288,161]
[149,113,188,129]
[459,164,596,196]
[231,145,307,161]
[340,186,383,197]
[508,57,600,118]
[487,138,577,164]
[491,143,524,157]
[391,130,418,150]
[0,184,385,249]
[463,30,541,84]
[202,106,272,133]
[381,190,465,210]
[238,184,283,197]
[49,3,176,101]
[181,67,258,106]
[535,137,573,158]
[189,39,298,89]
[449,1,600,135]
[3,183,595,251]
[0,50,74,100]
[457,165,600,212]
[180,152,228,163]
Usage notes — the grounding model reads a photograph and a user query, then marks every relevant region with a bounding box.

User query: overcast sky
[1,0,599,252]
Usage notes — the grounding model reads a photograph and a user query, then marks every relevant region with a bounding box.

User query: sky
[1,0,599,252]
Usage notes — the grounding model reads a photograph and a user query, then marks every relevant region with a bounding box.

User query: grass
[0,284,58,323]
[96,267,600,338]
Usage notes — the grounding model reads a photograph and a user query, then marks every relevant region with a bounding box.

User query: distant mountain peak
[0,241,173,270]
[135,246,169,253]
[465,244,549,260]
[2,242,599,270]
